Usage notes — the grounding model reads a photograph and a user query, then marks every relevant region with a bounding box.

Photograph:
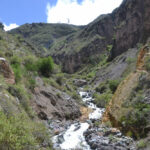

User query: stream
[51,89,135,150]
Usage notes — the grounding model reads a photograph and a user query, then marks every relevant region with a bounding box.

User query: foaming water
[52,89,105,150]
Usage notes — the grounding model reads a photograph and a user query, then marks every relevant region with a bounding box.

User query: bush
[109,79,120,93]
[137,140,147,149]
[10,56,22,83]
[0,111,51,150]
[93,91,112,108]
[95,82,107,93]
[8,85,33,117]
[28,78,36,91]
[38,56,54,77]
[145,57,150,72]
[0,112,36,150]
[127,57,136,64]
[24,55,37,71]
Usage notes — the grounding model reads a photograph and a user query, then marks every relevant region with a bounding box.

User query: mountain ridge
[9,0,150,73]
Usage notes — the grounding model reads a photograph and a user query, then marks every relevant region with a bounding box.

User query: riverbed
[51,89,135,150]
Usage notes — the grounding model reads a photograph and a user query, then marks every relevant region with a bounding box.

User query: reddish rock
[0,58,15,84]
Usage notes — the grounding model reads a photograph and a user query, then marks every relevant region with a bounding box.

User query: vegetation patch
[0,111,51,150]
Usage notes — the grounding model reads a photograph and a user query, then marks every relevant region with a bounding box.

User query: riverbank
[50,89,136,150]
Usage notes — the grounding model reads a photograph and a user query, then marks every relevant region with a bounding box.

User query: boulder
[0,58,15,84]
[32,82,81,120]
[73,79,87,87]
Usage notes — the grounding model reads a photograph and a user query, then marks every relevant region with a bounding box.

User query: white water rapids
[52,89,105,150]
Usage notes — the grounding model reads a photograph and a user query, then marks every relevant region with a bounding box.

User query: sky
[0,0,123,31]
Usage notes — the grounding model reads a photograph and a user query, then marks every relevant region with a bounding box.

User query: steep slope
[9,23,83,54]
[110,0,150,60]
[0,25,82,149]
[103,42,150,139]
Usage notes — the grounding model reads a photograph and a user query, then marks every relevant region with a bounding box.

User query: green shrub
[95,82,107,93]
[8,85,33,117]
[0,112,36,150]
[38,56,54,77]
[24,55,37,71]
[0,111,51,150]
[145,57,150,72]
[109,79,120,93]
[93,91,112,108]
[10,55,21,65]
[137,140,147,149]
[28,78,36,91]
[10,56,22,83]
[127,57,136,64]
[107,45,113,52]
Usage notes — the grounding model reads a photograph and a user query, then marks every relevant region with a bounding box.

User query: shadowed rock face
[110,0,150,60]
[46,0,150,73]
[0,58,15,84]
[9,0,150,73]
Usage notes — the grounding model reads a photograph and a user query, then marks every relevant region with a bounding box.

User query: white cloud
[46,0,123,25]
[4,23,19,31]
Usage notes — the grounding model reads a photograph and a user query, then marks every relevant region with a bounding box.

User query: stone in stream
[84,127,136,150]
[73,79,87,87]
[52,90,135,150]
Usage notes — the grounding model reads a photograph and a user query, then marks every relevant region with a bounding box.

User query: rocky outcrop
[84,126,135,150]
[93,47,138,87]
[0,58,15,84]
[8,0,150,73]
[46,0,150,73]
[32,78,81,120]
[73,79,87,87]
[110,0,150,60]
[52,0,150,73]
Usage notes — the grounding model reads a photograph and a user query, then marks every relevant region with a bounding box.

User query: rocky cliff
[110,0,150,60]
[9,0,150,73]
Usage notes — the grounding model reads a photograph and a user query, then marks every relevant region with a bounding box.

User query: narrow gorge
[0,0,150,149]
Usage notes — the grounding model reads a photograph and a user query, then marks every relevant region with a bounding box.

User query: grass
[0,111,52,150]
[144,56,150,72]
[8,84,34,118]
[137,140,147,149]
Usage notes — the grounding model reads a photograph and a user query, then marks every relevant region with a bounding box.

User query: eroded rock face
[110,0,150,60]
[93,48,138,87]
[9,0,150,73]
[32,78,81,120]
[54,0,150,73]
[0,58,15,84]
[103,45,150,138]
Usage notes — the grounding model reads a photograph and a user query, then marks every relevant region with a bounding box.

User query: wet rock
[57,134,64,144]
[54,129,60,135]
[84,127,135,150]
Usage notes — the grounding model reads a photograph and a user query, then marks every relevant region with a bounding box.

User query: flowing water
[52,89,105,150]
